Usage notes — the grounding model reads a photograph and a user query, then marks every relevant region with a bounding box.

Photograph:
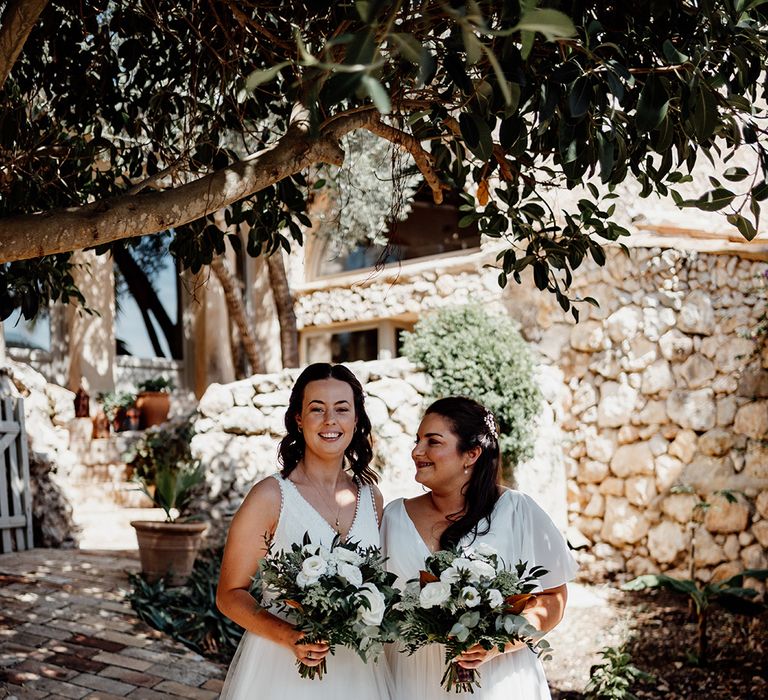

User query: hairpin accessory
[484,411,498,439]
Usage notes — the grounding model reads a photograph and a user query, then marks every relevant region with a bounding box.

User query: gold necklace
[300,464,343,533]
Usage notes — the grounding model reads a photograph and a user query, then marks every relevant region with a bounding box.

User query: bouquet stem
[441,661,479,693]
[296,657,327,680]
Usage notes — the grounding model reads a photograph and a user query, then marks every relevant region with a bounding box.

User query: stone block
[584,492,605,517]
[610,441,654,478]
[625,475,656,506]
[578,459,609,484]
[711,561,742,582]
[641,360,674,395]
[693,527,726,566]
[622,336,658,371]
[698,429,734,457]
[598,477,625,496]
[756,491,768,519]
[734,401,768,439]
[637,399,667,425]
[661,493,699,523]
[716,396,738,426]
[740,542,767,569]
[677,290,714,335]
[198,383,235,417]
[655,454,685,491]
[605,305,642,342]
[704,494,750,533]
[752,520,768,548]
[585,432,615,463]
[666,389,716,431]
[715,337,756,373]
[570,320,605,352]
[682,455,735,491]
[647,521,686,564]
[745,440,768,479]
[668,429,697,463]
[601,497,650,545]
[658,329,694,361]
[737,369,768,399]
[597,381,639,428]
[674,354,716,389]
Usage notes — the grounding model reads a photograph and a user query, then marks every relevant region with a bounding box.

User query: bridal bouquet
[256,533,399,679]
[396,543,551,693]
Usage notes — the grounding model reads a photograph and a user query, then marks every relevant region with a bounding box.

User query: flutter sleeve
[515,492,578,591]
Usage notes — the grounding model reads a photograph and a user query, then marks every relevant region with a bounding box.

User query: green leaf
[515,8,576,41]
[636,76,670,132]
[459,113,494,161]
[727,213,758,241]
[569,76,592,118]
[662,38,689,63]
[691,86,719,142]
[390,33,422,64]
[697,187,736,211]
[520,30,535,60]
[723,167,750,182]
[246,62,290,90]
[360,75,391,114]
[483,46,516,108]
[462,26,483,65]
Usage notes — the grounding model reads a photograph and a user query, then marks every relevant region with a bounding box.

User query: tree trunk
[0,0,49,90]
[697,607,708,666]
[266,252,299,368]
[112,245,182,359]
[210,255,265,375]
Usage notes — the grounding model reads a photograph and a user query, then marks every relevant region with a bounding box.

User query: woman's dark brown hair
[425,396,501,549]
[278,363,377,484]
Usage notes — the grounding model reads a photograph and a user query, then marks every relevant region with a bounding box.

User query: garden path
[0,548,226,699]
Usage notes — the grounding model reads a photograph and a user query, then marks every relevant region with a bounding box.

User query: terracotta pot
[130,520,208,586]
[136,391,170,428]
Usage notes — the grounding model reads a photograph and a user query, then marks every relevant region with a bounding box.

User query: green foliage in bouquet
[622,569,768,667]
[137,377,175,393]
[583,644,655,700]
[401,305,541,477]
[127,548,244,663]
[256,532,400,680]
[396,545,550,693]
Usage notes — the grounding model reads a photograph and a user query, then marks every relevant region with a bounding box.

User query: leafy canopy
[0,1,766,320]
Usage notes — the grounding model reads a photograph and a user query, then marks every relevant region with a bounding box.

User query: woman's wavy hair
[278,363,377,484]
[425,396,502,549]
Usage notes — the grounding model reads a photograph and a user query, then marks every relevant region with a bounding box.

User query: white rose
[419,581,451,609]
[469,560,496,580]
[301,554,327,581]
[440,566,461,584]
[337,562,364,587]
[357,583,386,626]
[474,543,499,558]
[487,588,504,608]
[461,586,481,608]
[452,557,474,571]
[302,543,320,555]
[296,571,315,588]
[333,547,363,566]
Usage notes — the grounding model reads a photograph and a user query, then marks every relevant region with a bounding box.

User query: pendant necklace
[301,464,342,533]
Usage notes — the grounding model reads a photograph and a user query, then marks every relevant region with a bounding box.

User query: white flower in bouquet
[487,588,504,608]
[357,583,386,626]
[333,547,364,566]
[256,534,400,681]
[337,562,364,587]
[397,546,552,693]
[461,586,481,608]
[419,581,452,608]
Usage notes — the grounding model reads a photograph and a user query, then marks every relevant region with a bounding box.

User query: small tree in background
[401,305,541,478]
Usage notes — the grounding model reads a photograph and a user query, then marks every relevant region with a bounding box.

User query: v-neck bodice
[271,473,379,551]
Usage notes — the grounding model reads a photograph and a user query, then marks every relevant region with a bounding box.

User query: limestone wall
[190,357,565,545]
[503,246,768,584]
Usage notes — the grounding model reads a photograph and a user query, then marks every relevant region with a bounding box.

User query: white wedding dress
[220,473,393,700]
[381,490,577,700]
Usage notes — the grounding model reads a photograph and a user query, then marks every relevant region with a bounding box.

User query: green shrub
[128,548,243,662]
[401,305,541,475]
[584,644,654,699]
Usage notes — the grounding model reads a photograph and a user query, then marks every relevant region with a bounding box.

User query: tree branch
[362,115,445,204]
[0,113,378,264]
[266,252,299,368]
[0,0,48,90]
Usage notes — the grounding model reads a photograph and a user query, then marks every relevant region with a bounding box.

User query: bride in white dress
[216,363,392,700]
[382,397,577,700]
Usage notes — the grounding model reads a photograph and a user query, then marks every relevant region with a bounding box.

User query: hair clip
[484,411,498,439]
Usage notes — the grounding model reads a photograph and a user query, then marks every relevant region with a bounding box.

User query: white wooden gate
[0,393,32,552]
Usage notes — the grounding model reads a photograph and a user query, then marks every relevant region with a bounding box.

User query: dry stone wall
[190,357,565,545]
[503,246,768,586]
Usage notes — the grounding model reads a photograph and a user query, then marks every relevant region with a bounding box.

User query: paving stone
[201,679,224,692]
[46,653,107,674]
[69,635,126,654]
[43,639,101,659]
[15,658,79,681]
[98,665,163,687]
[0,682,48,698]
[26,675,91,698]
[70,672,137,695]
[153,680,219,698]
[83,693,135,700]
[145,664,207,687]
[91,653,152,673]
[21,624,71,641]
[126,688,178,699]
[94,631,152,649]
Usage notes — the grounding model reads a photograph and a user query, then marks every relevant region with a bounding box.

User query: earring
[464,467,468,475]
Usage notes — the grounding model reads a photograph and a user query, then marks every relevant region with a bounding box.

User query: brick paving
[0,549,226,699]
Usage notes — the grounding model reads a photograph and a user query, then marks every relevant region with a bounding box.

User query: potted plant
[129,423,208,586]
[98,390,137,432]
[135,377,174,428]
